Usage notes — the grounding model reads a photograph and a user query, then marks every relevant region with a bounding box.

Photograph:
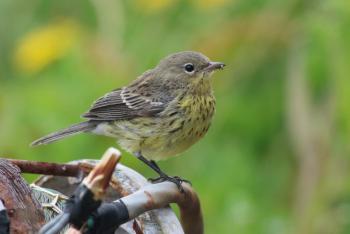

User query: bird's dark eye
[184,63,194,73]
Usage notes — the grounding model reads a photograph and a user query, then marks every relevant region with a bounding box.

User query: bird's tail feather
[31,121,96,146]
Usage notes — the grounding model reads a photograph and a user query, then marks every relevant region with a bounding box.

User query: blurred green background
[1,0,350,233]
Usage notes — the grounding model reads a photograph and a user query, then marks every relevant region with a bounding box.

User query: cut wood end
[83,147,122,198]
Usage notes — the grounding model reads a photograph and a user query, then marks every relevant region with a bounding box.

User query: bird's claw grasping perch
[148,175,192,193]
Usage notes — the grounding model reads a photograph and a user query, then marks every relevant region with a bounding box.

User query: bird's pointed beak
[204,62,226,72]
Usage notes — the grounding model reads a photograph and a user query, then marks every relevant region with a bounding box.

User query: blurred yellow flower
[135,0,176,13]
[13,20,79,74]
[191,0,229,10]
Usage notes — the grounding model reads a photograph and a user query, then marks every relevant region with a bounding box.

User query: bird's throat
[188,78,212,95]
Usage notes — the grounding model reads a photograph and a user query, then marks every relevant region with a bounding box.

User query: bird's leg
[149,160,191,185]
[150,160,161,171]
[135,152,190,192]
[135,153,163,175]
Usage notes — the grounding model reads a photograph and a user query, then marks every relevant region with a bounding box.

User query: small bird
[32,51,225,189]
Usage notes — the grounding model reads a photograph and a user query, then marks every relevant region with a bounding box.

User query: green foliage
[0,0,349,233]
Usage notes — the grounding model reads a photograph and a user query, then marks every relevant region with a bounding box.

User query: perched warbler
[32,51,225,189]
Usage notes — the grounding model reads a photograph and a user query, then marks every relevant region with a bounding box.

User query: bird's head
[155,51,225,89]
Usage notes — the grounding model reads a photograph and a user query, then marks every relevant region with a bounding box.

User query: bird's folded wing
[81,88,165,121]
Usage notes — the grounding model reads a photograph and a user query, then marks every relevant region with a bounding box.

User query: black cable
[39,184,102,234]
[84,200,129,234]
[38,213,69,234]
[65,184,101,229]
[45,213,70,234]
[0,200,9,234]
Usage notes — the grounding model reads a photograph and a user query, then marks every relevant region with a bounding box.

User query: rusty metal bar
[2,159,82,177]
[121,182,203,234]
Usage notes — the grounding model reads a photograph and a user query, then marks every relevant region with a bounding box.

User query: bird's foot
[149,175,191,193]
